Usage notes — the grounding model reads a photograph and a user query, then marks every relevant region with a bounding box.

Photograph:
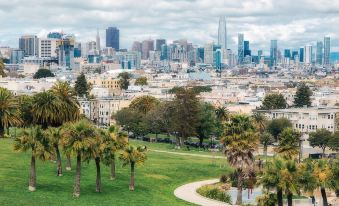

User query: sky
[0,0,339,53]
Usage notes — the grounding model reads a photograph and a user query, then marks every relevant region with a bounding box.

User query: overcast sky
[0,0,338,53]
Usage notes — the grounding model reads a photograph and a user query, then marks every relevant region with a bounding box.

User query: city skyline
[0,0,338,52]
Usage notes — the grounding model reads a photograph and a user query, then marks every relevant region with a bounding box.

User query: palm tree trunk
[110,158,116,180]
[73,153,81,197]
[29,154,36,192]
[129,162,135,191]
[0,126,4,138]
[95,157,101,193]
[235,171,243,205]
[55,145,62,176]
[321,187,328,206]
[199,136,203,148]
[155,133,158,142]
[264,145,268,162]
[66,154,71,171]
[277,188,283,206]
[287,192,293,206]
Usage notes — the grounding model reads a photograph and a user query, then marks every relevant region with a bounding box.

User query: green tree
[252,112,267,134]
[145,106,165,141]
[33,68,55,79]
[45,127,63,176]
[134,77,148,86]
[172,88,200,146]
[275,128,300,159]
[0,58,7,77]
[129,95,159,115]
[313,159,334,206]
[61,120,96,197]
[215,106,230,122]
[279,159,300,206]
[260,132,274,161]
[74,73,90,97]
[293,83,312,107]
[0,87,22,137]
[196,102,216,147]
[221,114,259,205]
[118,72,131,90]
[17,95,34,127]
[119,145,147,191]
[256,192,277,206]
[328,131,339,152]
[191,86,212,93]
[267,117,292,141]
[13,126,51,191]
[309,129,332,156]
[261,93,287,110]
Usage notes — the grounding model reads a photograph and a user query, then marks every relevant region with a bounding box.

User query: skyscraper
[141,39,154,59]
[270,40,278,66]
[106,27,119,50]
[299,47,304,62]
[244,41,251,56]
[218,16,227,50]
[155,39,166,51]
[304,45,312,64]
[316,41,323,65]
[131,41,142,53]
[57,35,75,69]
[10,49,24,64]
[284,49,291,58]
[237,33,244,65]
[38,38,58,58]
[96,29,101,52]
[324,36,330,65]
[19,35,38,56]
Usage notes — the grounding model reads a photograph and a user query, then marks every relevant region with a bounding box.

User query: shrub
[197,184,232,204]
[220,174,228,183]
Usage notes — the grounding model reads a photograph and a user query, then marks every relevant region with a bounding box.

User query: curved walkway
[150,149,226,159]
[174,179,231,206]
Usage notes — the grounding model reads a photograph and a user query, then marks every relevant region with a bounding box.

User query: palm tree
[259,157,284,206]
[32,91,62,128]
[45,127,63,176]
[275,128,300,160]
[221,115,259,205]
[313,159,333,206]
[260,132,274,161]
[119,145,147,191]
[13,126,51,191]
[279,159,300,206]
[256,191,277,206]
[251,112,267,134]
[215,106,230,122]
[61,120,96,197]
[0,87,22,137]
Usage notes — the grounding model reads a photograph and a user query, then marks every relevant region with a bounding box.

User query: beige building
[88,76,121,95]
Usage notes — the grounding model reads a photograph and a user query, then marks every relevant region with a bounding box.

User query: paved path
[150,149,226,159]
[174,179,231,206]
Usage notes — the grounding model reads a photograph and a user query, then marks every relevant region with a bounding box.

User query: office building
[116,51,141,69]
[106,27,119,50]
[237,33,244,65]
[218,16,227,50]
[324,36,330,65]
[141,39,154,59]
[270,40,278,66]
[38,38,58,58]
[155,39,166,51]
[244,41,251,57]
[284,49,291,58]
[161,44,169,61]
[291,50,298,61]
[316,41,323,65]
[131,41,142,53]
[299,47,304,62]
[96,29,101,52]
[47,32,62,39]
[258,50,263,58]
[10,49,25,64]
[57,35,75,69]
[19,35,38,56]
[304,45,312,64]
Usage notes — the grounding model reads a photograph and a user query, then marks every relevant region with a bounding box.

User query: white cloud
[0,0,338,52]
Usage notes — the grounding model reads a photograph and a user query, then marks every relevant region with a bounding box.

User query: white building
[38,38,58,58]
[304,45,312,64]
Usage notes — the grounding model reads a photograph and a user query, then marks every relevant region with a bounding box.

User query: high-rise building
[106,27,119,50]
[218,16,227,50]
[244,41,251,57]
[19,35,38,56]
[291,50,298,61]
[258,50,263,57]
[74,43,82,58]
[284,49,291,58]
[141,39,154,59]
[96,29,101,52]
[299,47,304,62]
[204,43,214,64]
[57,35,75,69]
[324,36,330,65]
[10,49,25,64]
[316,41,323,65]
[38,38,58,58]
[47,32,62,39]
[237,33,244,65]
[160,44,169,61]
[304,45,312,64]
[85,41,97,56]
[131,41,142,53]
[155,39,166,51]
[270,40,278,66]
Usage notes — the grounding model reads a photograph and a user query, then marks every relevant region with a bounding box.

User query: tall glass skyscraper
[19,35,38,56]
[316,41,323,65]
[155,39,166,51]
[218,16,227,50]
[299,47,304,62]
[324,36,330,65]
[106,27,119,51]
[304,45,312,64]
[270,40,278,66]
[237,33,244,65]
[244,41,251,56]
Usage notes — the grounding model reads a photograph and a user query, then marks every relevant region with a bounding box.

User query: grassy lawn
[0,138,231,206]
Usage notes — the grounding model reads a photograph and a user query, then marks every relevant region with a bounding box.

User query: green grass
[0,138,231,206]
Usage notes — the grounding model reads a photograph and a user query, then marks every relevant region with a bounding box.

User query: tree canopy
[74,73,90,97]
[33,69,55,79]
[266,118,292,140]
[293,83,312,107]
[309,129,333,155]
[260,93,287,110]
[118,72,132,90]
[134,77,148,86]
